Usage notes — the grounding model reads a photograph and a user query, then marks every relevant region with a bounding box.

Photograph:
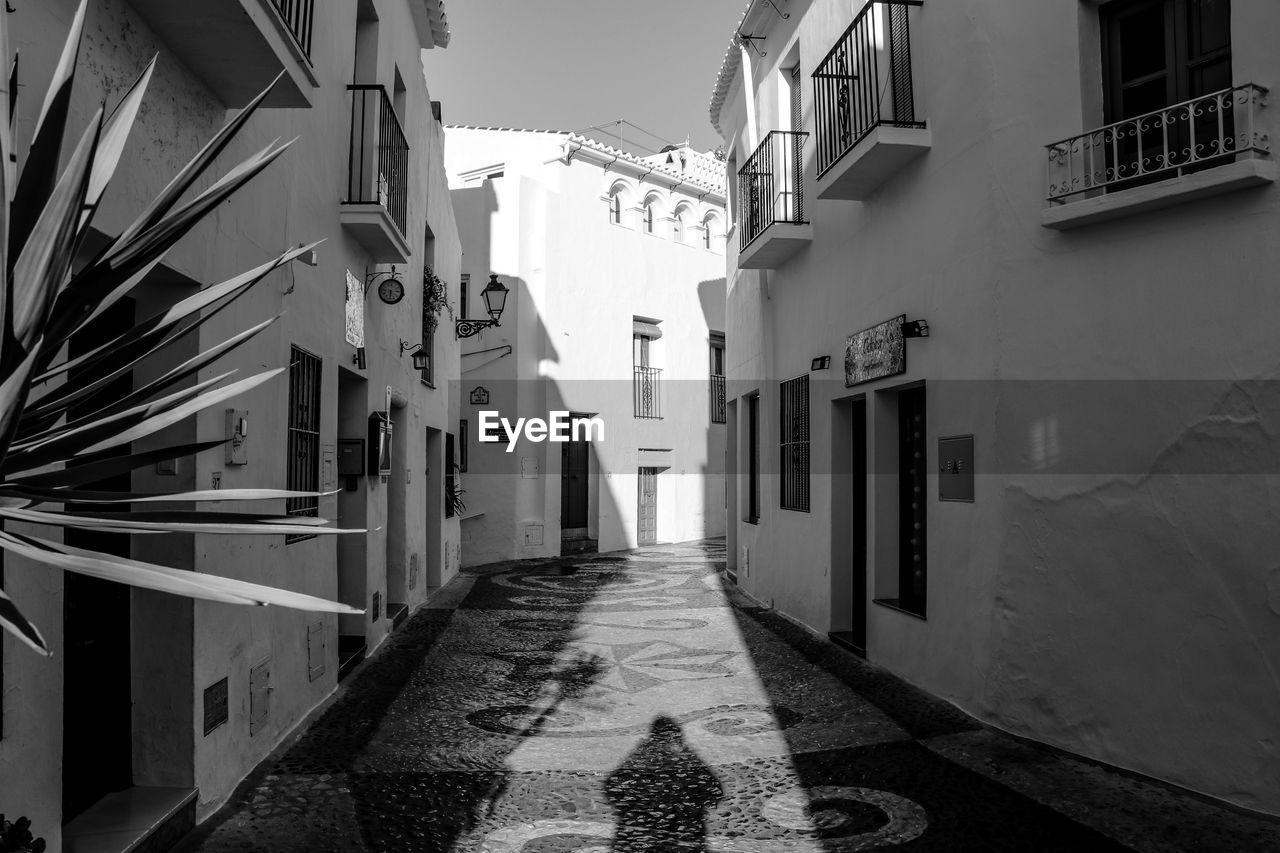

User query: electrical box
[225,409,249,465]
[938,435,975,502]
[337,439,364,477]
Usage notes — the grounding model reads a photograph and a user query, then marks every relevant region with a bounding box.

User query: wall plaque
[469,386,490,405]
[844,315,906,387]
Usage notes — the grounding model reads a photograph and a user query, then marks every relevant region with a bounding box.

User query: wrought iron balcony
[341,85,411,262]
[814,0,926,198]
[710,374,727,424]
[737,131,811,268]
[634,367,662,419]
[1045,83,1271,207]
[269,0,315,59]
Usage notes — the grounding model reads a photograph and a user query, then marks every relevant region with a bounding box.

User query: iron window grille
[814,0,924,178]
[738,130,809,251]
[286,346,322,543]
[268,0,315,59]
[344,84,409,237]
[780,375,810,512]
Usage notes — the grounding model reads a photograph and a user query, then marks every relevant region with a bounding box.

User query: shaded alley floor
[182,541,1280,852]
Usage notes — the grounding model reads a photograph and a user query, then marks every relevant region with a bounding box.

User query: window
[422,325,437,384]
[746,393,760,523]
[286,346,322,543]
[633,319,662,419]
[710,333,726,424]
[445,432,456,518]
[779,375,810,512]
[1101,0,1232,185]
[673,204,692,243]
[702,212,722,252]
[459,419,469,472]
[896,386,927,616]
[642,198,655,233]
[460,273,470,320]
[610,190,623,224]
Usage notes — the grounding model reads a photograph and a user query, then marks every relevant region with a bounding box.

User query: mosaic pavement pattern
[182,541,1280,852]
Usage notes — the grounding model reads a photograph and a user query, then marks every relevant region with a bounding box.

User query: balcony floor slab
[817,125,932,200]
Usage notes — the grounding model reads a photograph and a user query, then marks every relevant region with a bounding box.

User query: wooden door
[561,436,589,534]
[638,467,658,546]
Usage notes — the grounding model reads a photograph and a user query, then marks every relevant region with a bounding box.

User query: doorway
[637,467,659,546]
[63,297,135,821]
[561,434,590,539]
[424,427,443,588]
[830,396,867,656]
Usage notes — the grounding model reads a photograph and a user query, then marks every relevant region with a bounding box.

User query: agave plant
[0,1,363,656]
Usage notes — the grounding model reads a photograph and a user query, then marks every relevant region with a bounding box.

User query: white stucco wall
[717,0,1280,816]
[446,128,728,565]
[0,0,461,836]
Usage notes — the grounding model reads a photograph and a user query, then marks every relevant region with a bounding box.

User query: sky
[422,0,747,154]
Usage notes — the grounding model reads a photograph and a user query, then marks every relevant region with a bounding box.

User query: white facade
[0,1,461,847]
[714,0,1280,816]
[446,127,728,564]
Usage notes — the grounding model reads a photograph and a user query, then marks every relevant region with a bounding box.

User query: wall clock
[378,276,405,305]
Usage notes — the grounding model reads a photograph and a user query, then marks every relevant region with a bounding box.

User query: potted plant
[0,816,45,853]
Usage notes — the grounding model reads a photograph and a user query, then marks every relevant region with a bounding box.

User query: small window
[421,327,435,386]
[460,273,470,320]
[746,393,760,523]
[780,375,810,512]
[643,199,655,233]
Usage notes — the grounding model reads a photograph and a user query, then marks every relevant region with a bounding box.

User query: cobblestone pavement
[182,541,1280,852]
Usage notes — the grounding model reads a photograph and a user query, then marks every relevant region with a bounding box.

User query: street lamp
[399,339,430,371]
[456,274,510,338]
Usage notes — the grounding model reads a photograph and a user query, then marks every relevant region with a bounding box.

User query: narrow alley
[180,543,1280,852]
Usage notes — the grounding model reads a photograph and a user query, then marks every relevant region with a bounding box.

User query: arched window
[643,197,656,233]
[607,185,625,224]
[702,212,722,251]
[673,203,692,244]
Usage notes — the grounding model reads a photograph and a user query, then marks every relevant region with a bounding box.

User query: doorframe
[559,412,595,540]
[830,394,868,656]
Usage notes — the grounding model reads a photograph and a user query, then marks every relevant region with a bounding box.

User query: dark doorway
[561,434,589,537]
[897,386,927,617]
[849,399,868,652]
[63,297,135,821]
[637,467,658,546]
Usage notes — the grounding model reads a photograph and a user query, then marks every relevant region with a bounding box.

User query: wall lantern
[399,339,430,371]
[456,274,509,338]
[901,318,930,338]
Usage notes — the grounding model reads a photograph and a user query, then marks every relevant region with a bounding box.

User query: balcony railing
[634,366,662,419]
[739,130,808,250]
[710,374,727,424]
[345,85,409,237]
[814,0,924,178]
[1046,83,1270,204]
[269,0,314,59]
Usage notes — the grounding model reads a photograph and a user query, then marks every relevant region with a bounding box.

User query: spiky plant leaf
[0,19,364,654]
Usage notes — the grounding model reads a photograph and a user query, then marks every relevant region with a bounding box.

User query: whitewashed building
[445,127,728,564]
[0,1,461,848]
[713,0,1280,816]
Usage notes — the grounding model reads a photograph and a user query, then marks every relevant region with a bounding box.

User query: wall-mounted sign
[469,386,490,405]
[845,315,906,387]
[345,270,364,347]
